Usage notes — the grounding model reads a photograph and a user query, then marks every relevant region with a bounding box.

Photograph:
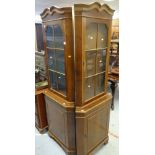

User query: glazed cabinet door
[44,21,67,96]
[43,18,75,102]
[84,19,109,102]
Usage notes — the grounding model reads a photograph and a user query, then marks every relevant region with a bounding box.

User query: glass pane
[96,73,105,95]
[46,26,54,48]
[97,49,106,73]
[55,50,65,73]
[57,74,66,95]
[49,71,66,95]
[84,77,95,100]
[85,23,97,50]
[48,50,55,70]
[54,25,64,48]
[49,71,57,90]
[85,51,96,76]
[98,24,108,48]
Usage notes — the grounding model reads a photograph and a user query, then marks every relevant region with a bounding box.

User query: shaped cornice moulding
[40,2,114,19]
[40,6,72,19]
[74,2,115,15]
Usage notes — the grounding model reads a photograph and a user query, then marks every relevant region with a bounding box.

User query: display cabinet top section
[40,2,114,21]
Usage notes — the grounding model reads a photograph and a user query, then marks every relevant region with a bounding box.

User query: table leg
[110,82,117,110]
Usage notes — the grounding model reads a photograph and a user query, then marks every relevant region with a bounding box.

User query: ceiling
[35,0,119,22]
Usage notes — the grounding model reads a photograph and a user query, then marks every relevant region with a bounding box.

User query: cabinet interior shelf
[85,47,107,52]
[85,71,105,78]
[48,69,65,76]
[47,47,64,51]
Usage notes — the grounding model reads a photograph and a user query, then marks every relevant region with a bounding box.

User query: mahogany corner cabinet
[40,2,114,155]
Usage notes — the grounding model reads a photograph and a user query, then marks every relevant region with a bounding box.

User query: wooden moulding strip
[42,17,72,23]
[35,88,47,95]
[75,15,113,20]
[43,89,74,110]
[74,2,114,15]
[76,93,112,115]
[40,6,72,19]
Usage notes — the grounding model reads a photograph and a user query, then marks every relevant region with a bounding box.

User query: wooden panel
[76,93,112,155]
[64,18,75,101]
[44,94,76,153]
[35,90,48,130]
[87,107,109,152]
[75,15,83,105]
[45,96,66,144]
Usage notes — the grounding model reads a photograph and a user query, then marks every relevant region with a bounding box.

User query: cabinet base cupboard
[44,90,112,155]
[76,94,112,155]
[40,2,114,155]
[44,89,76,155]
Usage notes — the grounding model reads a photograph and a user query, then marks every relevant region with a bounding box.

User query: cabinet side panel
[66,111,76,149]
[64,18,75,101]
[76,117,87,155]
[75,16,83,105]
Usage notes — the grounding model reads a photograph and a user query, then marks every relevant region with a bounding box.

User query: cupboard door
[46,23,66,96]
[84,21,108,101]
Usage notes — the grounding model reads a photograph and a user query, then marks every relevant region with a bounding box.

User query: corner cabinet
[40,2,114,155]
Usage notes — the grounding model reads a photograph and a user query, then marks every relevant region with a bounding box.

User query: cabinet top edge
[40,6,72,19]
[74,2,115,15]
[40,2,114,20]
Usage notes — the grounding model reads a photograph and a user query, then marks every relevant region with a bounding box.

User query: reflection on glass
[84,21,108,101]
[54,25,64,48]
[55,50,65,73]
[84,77,95,100]
[46,24,66,96]
[86,51,96,76]
[57,74,66,95]
[50,71,57,90]
[48,49,55,70]
[96,73,105,95]
[46,26,54,48]
[97,49,106,73]
[49,71,66,95]
[85,23,97,50]
[98,24,108,48]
